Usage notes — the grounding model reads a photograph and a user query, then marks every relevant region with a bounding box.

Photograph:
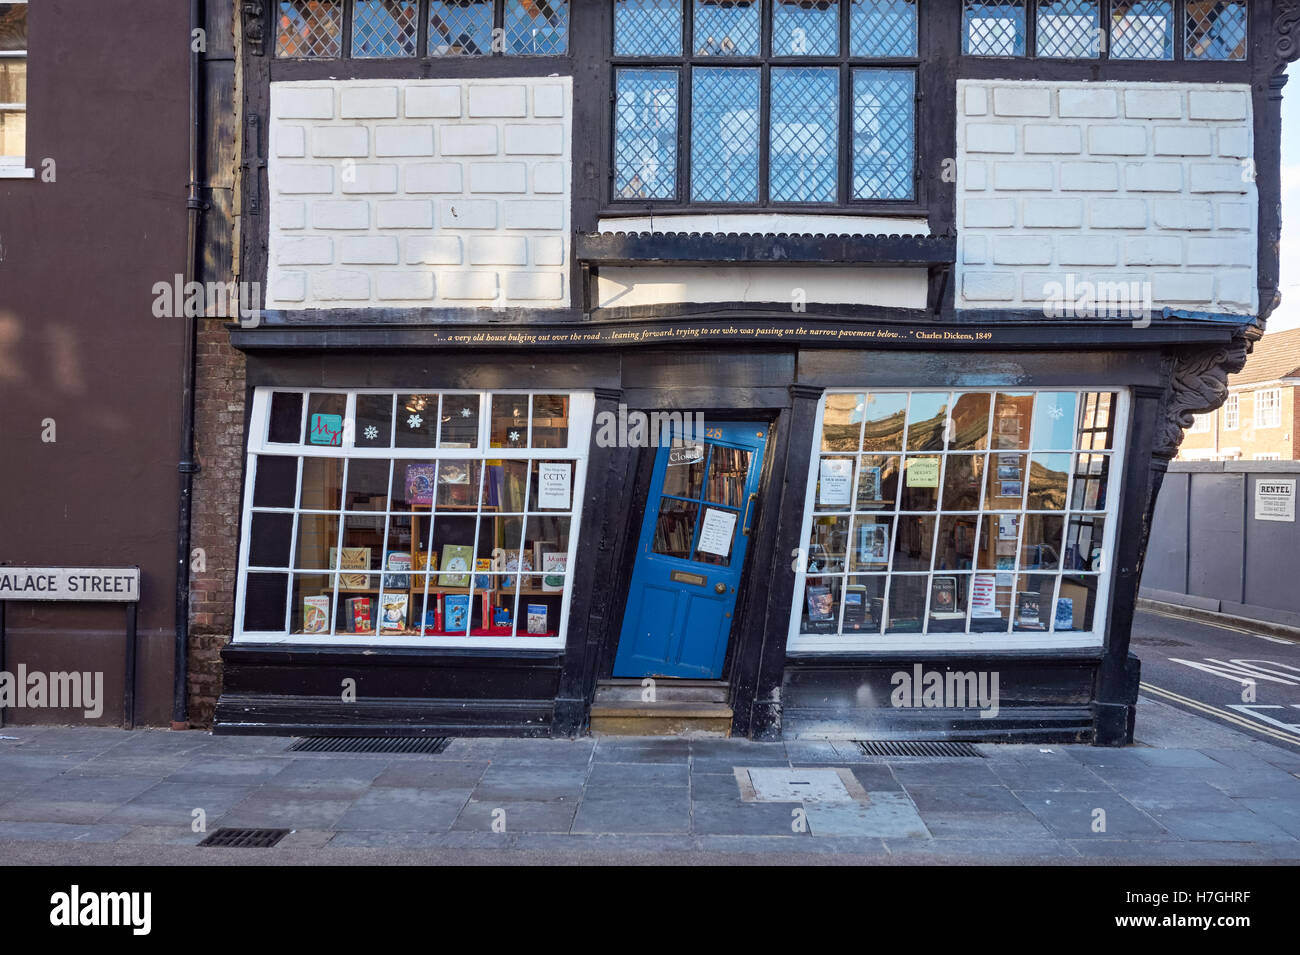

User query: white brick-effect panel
[956,80,1258,316]
[267,78,572,310]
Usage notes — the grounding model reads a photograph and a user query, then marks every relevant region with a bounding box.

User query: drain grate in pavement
[855,740,983,758]
[198,827,290,848]
[289,736,451,755]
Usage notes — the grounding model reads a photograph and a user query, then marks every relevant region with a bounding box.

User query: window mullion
[758,64,770,206]
[681,64,692,204]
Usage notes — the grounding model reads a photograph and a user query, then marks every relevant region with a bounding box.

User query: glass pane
[988,453,1025,508]
[490,394,530,449]
[808,515,851,573]
[1027,453,1070,510]
[928,574,972,632]
[706,445,751,506]
[770,67,839,204]
[523,515,571,581]
[1185,0,1246,60]
[852,69,915,201]
[1036,0,1100,58]
[614,69,680,200]
[822,394,865,451]
[528,459,576,510]
[436,460,481,510]
[268,391,304,443]
[306,393,346,447]
[355,394,394,448]
[693,505,741,565]
[300,457,344,510]
[694,0,760,55]
[992,392,1033,450]
[653,499,699,558]
[935,516,978,571]
[850,0,917,56]
[1072,453,1110,511]
[1064,514,1106,572]
[949,393,991,451]
[969,571,1012,632]
[906,392,950,451]
[884,575,926,633]
[243,573,290,631]
[428,0,493,55]
[1031,392,1078,450]
[484,459,530,512]
[1020,514,1064,570]
[615,0,683,55]
[340,515,387,569]
[802,577,842,633]
[772,0,839,56]
[691,67,760,203]
[843,576,886,635]
[941,454,985,511]
[849,515,893,571]
[1079,392,1116,449]
[439,393,480,447]
[253,455,299,508]
[344,458,391,510]
[292,574,335,635]
[276,0,344,57]
[962,0,1026,56]
[396,394,438,448]
[1110,0,1172,60]
[892,515,934,571]
[976,513,1019,574]
[0,3,26,53]
[899,455,940,511]
[249,512,294,567]
[1056,576,1097,632]
[856,454,900,510]
[861,393,907,451]
[0,106,23,158]
[295,514,340,570]
[352,0,418,57]
[663,442,706,498]
[1013,573,1055,631]
[0,56,25,103]
[531,395,570,449]
[505,0,569,54]
[392,460,435,510]
[816,455,856,511]
[431,515,478,583]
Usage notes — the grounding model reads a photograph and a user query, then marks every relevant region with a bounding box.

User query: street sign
[0,567,140,602]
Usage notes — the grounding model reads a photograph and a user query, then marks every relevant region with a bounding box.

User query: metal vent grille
[855,740,984,758]
[289,736,451,754]
[199,827,290,848]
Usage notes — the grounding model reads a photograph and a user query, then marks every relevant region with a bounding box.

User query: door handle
[742,493,758,536]
[714,582,727,594]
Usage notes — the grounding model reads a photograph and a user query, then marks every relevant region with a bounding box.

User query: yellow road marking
[1140,682,1300,748]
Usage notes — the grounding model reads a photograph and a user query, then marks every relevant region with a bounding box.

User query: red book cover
[352,597,371,632]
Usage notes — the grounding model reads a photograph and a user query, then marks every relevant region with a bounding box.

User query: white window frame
[0,0,31,177]
[1253,453,1281,461]
[1254,388,1281,429]
[1224,393,1239,431]
[233,386,595,649]
[788,387,1130,652]
[1189,413,1212,434]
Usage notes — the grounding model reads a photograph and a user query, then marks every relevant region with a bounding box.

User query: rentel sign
[0,567,140,602]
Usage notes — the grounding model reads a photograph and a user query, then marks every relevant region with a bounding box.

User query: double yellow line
[1140,682,1300,748]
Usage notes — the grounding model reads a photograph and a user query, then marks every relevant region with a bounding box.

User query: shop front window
[791,388,1128,649]
[235,388,593,648]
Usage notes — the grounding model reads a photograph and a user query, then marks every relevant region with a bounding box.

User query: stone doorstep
[589,701,733,738]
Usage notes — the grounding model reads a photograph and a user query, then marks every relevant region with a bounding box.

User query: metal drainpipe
[174,0,205,730]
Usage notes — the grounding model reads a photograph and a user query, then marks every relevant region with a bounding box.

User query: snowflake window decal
[364,425,379,440]
[407,414,423,429]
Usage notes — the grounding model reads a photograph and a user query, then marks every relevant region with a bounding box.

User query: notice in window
[1254,479,1295,523]
[698,508,737,558]
[905,457,939,488]
[536,463,572,510]
[818,458,853,506]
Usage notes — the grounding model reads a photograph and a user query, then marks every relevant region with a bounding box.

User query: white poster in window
[536,462,572,510]
[697,508,738,558]
[971,574,999,618]
[1254,479,1296,523]
[818,458,853,507]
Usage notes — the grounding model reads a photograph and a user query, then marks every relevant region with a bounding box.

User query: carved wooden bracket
[243,1,266,57]
[1154,335,1252,460]
[1276,0,1300,71]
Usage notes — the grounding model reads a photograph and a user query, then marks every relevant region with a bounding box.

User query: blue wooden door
[613,422,768,679]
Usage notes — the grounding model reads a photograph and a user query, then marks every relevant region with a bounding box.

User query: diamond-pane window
[694,0,760,56]
[850,0,918,57]
[770,68,839,202]
[615,0,683,55]
[852,69,914,200]
[772,0,839,57]
[962,0,1026,56]
[505,0,569,54]
[1185,0,1247,60]
[353,0,418,57]
[1036,0,1099,58]
[429,0,493,55]
[276,0,343,57]
[1110,1,1173,60]
[691,67,760,202]
[614,69,680,199]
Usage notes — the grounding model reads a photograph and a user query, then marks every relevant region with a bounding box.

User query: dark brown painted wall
[0,1,191,725]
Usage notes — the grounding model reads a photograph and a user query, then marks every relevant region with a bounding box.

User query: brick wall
[266,78,572,310]
[956,79,1257,316]
[188,319,246,725]
[1178,384,1298,461]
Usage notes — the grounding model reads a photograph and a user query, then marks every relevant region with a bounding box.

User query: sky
[1273,67,1300,333]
